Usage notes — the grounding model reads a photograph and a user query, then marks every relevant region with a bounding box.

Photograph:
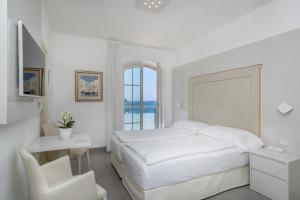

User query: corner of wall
[0,0,8,124]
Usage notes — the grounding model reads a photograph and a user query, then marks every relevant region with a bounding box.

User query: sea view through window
[124,66,158,130]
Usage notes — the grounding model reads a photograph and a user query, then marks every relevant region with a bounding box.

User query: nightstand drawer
[251,154,287,180]
[251,169,288,200]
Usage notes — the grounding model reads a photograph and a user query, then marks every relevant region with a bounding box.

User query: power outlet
[279,139,292,146]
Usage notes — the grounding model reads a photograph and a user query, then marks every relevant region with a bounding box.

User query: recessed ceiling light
[135,0,170,13]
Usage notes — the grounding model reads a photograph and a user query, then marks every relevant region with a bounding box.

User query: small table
[27,133,92,174]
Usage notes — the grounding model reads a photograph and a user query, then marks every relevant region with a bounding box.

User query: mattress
[111,127,196,162]
[121,146,249,190]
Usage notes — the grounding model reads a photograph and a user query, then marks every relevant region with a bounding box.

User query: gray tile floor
[71,149,270,200]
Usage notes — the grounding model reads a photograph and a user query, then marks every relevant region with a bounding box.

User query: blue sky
[23,72,35,80]
[124,67,157,101]
[143,68,157,101]
[81,75,97,82]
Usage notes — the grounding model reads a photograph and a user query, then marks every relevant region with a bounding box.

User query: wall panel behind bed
[188,65,261,136]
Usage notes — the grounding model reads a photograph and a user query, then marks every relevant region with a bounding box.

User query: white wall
[0,0,7,124]
[173,27,300,154]
[176,0,300,66]
[119,44,175,127]
[50,32,107,148]
[40,0,52,124]
[0,0,52,199]
[0,116,40,200]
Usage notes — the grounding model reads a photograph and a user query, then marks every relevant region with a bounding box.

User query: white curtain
[105,40,123,151]
[105,42,167,150]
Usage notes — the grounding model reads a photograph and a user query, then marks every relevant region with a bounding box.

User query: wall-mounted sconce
[277,102,293,115]
[176,102,187,110]
[176,102,183,108]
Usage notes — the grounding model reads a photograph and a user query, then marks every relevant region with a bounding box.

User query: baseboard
[89,146,106,152]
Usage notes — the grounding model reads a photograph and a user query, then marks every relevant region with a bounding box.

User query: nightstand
[250,148,300,200]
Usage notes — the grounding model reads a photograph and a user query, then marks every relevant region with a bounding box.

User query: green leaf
[65,121,75,128]
[56,121,64,125]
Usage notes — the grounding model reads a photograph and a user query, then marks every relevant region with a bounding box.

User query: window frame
[123,62,161,130]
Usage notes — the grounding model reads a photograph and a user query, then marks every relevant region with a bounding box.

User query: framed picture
[75,70,103,102]
[23,68,43,96]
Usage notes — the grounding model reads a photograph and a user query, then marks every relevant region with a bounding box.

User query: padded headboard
[188,65,262,137]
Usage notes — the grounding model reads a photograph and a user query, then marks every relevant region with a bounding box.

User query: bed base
[111,152,249,200]
[122,166,249,200]
[111,152,123,178]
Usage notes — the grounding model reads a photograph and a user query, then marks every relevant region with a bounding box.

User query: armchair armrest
[41,156,73,185]
[46,171,99,200]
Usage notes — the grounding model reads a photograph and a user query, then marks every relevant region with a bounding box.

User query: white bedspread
[121,146,249,190]
[113,127,195,143]
[112,127,196,162]
[125,135,235,165]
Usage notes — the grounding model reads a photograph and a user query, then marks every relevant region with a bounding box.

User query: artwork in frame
[23,68,43,96]
[75,70,103,102]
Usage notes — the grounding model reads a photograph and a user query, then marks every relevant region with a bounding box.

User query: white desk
[27,133,92,173]
[27,133,92,153]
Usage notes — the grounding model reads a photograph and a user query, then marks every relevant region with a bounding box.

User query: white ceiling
[45,0,272,50]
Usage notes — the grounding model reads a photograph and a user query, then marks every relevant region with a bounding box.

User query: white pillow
[171,120,209,133]
[199,125,263,152]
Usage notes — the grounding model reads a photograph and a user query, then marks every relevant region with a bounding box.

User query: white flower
[61,109,72,122]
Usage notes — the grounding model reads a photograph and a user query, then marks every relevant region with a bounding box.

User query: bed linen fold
[113,127,195,143]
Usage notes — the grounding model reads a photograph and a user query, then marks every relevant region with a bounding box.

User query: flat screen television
[18,19,45,97]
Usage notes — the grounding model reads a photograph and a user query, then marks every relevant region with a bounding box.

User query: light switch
[277,102,293,115]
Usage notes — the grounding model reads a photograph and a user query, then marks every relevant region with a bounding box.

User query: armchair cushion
[41,156,73,185]
[46,171,99,200]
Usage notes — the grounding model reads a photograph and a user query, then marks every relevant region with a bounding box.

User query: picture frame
[75,70,103,102]
[23,68,43,96]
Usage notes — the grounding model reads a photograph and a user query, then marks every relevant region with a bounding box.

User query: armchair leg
[78,156,82,174]
[87,149,91,171]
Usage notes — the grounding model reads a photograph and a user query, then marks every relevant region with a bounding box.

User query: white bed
[120,125,263,200]
[114,65,262,200]
[111,121,209,177]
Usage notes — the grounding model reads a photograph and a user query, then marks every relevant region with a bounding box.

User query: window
[124,64,159,130]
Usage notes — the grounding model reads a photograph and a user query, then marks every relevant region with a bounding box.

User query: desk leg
[34,152,40,164]
[78,156,82,174]
[87,149,91,171]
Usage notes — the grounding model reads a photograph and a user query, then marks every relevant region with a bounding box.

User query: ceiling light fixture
[135,0,170,13]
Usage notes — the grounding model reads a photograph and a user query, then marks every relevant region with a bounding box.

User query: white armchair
[19,146,107,200]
